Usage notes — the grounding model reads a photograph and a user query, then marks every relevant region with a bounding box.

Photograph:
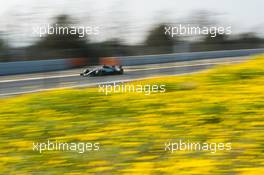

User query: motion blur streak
[0,56,248,97]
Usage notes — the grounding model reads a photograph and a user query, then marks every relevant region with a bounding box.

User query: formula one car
[80,65,124,77]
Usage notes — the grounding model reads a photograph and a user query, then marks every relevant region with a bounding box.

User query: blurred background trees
[28,14,96,61]
[0,33,9,61]
[34,15,88,50]
[144,24,175,54]
[0,12,264,62]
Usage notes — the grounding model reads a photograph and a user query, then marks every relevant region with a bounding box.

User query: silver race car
[80,65,124,77]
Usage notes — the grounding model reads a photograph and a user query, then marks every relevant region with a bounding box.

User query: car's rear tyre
[120,69,124,74]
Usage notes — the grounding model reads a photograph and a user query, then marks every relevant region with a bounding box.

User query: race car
[80,65,124,77]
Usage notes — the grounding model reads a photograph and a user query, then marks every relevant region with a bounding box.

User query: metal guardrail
[0,48,264,76]
[0,59,68,76]
[119,48,264,66]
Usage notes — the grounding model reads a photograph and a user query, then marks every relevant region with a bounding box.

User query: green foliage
[144,24,175,53]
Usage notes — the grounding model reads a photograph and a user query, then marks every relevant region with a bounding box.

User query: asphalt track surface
[0,56,251,97]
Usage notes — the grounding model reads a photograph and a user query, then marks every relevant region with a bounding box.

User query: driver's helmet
[84,69,89,74]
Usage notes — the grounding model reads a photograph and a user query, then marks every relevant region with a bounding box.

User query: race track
[0,56,250,97]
